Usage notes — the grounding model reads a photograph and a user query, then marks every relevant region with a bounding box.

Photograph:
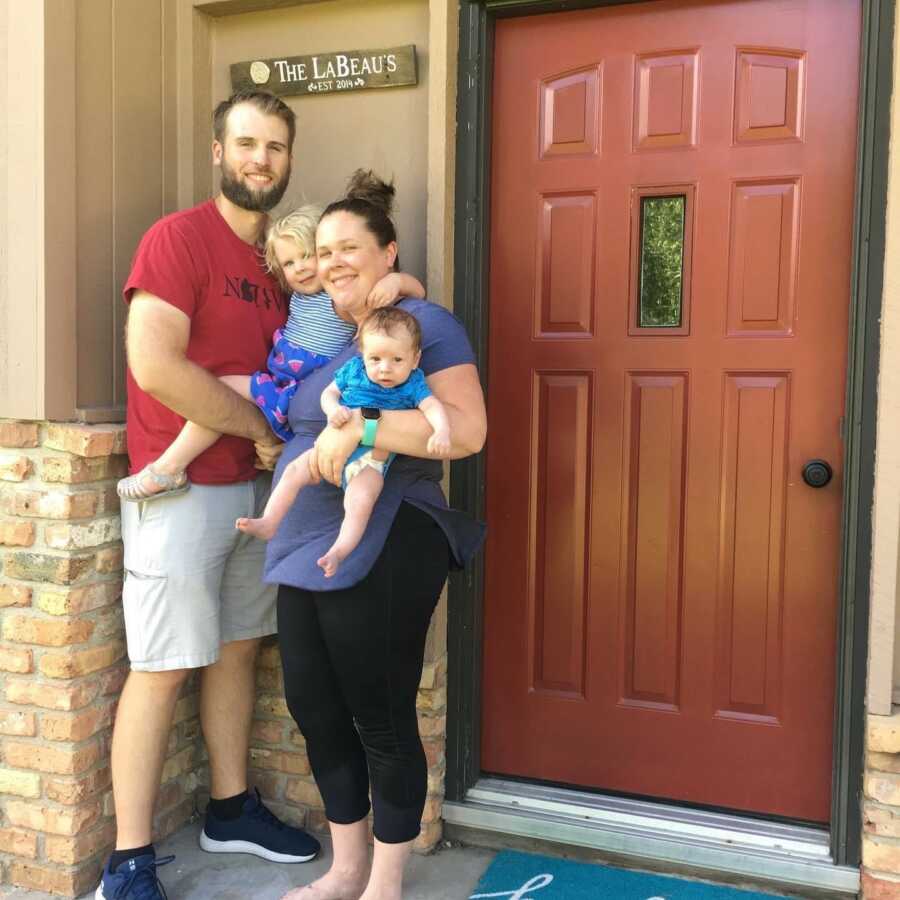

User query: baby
[237,306,451,577]
[117,206,424,501]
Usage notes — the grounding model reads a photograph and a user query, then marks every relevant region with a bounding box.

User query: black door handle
[802,459,833,488]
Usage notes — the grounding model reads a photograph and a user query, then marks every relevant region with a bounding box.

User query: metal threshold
[443,778,860,895]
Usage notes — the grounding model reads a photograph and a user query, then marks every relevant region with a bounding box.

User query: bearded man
[97,91,320,900]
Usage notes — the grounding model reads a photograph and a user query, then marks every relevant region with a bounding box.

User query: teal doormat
[469,851,789,899]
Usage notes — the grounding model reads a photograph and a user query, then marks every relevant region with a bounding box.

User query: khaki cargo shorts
[120,474,276,672]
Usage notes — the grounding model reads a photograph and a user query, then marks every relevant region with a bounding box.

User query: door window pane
[639,195,685,328]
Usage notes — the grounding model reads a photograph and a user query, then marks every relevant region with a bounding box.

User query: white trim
[443,779,860,895]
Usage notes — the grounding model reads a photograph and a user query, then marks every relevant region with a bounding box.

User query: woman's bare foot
[280,867,368,900]
[316,547,347,578]
[235,515,277,540]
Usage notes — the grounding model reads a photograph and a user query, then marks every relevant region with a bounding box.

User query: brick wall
[863,711,900,897]
[0,418,448,897]
[0,421,203,896]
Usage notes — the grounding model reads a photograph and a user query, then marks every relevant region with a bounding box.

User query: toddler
[117,206,424,501]
[237,306,452,577]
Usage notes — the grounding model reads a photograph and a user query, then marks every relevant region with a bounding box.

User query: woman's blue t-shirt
[264,298,485,591]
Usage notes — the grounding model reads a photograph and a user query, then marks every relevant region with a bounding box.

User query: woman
[265,171,487,900]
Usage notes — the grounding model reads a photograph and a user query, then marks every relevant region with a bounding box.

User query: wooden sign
[231,45,417,97]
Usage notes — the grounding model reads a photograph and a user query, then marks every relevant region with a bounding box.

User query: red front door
[481,0,860,822]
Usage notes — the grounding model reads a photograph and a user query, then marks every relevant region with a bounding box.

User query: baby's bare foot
[236,516,277,540]
[280,868,367,900]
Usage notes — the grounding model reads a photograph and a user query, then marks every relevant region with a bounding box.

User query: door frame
[446,0,895,868]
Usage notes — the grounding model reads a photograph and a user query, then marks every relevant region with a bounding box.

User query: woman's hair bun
[344,169,395,216]
[320,169,399,261]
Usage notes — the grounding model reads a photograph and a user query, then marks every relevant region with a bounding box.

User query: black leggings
[277,502,450,843]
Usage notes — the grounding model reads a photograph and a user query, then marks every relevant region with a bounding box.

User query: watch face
[361,407,381,420]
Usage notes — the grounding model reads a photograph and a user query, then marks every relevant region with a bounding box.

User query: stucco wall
[209,0,430,284]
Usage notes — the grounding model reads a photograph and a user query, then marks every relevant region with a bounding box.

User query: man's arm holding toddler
[127,292,276,446]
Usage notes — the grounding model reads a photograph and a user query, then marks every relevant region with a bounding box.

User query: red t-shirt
[123,200,287,484]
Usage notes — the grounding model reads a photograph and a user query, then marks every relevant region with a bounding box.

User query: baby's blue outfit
[332,355,433,487]
[250,292,356,441]
[333,355,432,410]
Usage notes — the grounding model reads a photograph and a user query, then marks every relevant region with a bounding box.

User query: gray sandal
[117,465,190,502]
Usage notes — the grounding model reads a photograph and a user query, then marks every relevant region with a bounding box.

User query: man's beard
[220,157,290,213]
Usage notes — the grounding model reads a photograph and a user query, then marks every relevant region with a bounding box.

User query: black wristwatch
[361,407,381,446]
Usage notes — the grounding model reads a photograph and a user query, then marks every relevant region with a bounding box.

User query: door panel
[481,0,859,822]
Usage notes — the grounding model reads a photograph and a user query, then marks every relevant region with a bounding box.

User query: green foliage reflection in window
[639,195,685,328]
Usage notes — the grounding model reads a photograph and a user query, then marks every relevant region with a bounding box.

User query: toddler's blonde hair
[264,204,324,290]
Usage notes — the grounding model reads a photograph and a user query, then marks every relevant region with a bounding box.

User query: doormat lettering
[470,851,790,899]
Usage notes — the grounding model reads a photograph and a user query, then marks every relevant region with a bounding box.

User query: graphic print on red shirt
[123,200,287,484]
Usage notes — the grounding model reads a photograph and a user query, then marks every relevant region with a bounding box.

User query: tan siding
[0,0,8,414]
[0,2,79,421]
[75,0,180,413]
[170,1,214,211]
[191,8,214,204]
[3,4,54,420]
[423,0,458,668]
[111,0,166,409]
[162,0,180,215]
[426,0,458,307]
[42,2,78,421]
[868,13,900,714]
[75,0,115,410]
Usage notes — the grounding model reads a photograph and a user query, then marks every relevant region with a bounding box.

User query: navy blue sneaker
[199,788,320,863]
[95,853,175,899]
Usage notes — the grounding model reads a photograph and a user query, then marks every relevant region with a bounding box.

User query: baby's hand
[367,273,404,309]
[328,406,352,428]
[427,430,452,458]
